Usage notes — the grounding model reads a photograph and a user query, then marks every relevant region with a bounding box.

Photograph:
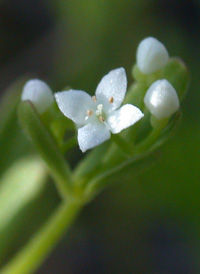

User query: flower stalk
[1,199,82,274]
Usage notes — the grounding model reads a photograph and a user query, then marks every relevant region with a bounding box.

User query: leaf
[84,111,182,197]
[73,140,111,181]
[18,101,72,197]
[0,157,60,266]
[0,77,32,176]
[0,156,47,235]
[160,58,190,101]
[150,111,182,152]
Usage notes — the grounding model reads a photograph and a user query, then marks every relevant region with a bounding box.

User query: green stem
[111,134,134,156]
[133,126,162,154]
[84,127,163,198]
[1,199,82,274]
[84,152,149,200]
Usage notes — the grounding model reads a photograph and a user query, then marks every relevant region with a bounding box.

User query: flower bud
[136,37,169,74]
[22,79,54,113]
[144,79,180,120]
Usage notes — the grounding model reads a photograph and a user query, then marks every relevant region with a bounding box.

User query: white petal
[22,79,54,113]
[55,90,95,125]
[95,68,127,111]
[144,79,180,119]
[78,123,111,152]
[107,104,144,134]
[136,37,169,74]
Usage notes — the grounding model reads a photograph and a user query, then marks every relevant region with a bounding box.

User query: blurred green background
[0,0,200,273]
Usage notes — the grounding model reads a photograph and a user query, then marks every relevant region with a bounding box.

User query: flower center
[95,104,105,123]
[85,97,114,122]
[95,104,105,122]
[95,104,103,115]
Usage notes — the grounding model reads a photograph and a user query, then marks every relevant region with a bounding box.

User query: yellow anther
[87,109,93,116]
[99,116,105,122]
[92,96,97,102]
[109,97,114,103]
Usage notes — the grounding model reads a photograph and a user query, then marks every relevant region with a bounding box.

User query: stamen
[109,97,114,103]
[92,96,97,102]
[87,109,93,116]
[99,116,104,122]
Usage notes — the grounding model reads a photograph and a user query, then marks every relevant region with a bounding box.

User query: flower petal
[95,68,127,111]
[107,104,144,134]
[55,90,94,125]
[78,123,111,152]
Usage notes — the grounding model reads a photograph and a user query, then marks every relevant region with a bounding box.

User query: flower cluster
[21,37,181,152]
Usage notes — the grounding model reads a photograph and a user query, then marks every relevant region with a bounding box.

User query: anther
[92,96,97,102]
[99,116,105,122]
[87,109,93,116]
[109,97,114,103]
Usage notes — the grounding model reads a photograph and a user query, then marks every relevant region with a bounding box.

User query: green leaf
[73,140,112,184]
[160,58,190,101]
[84,151,154,200]
[149,111,182,152]
[0,78,32,176]
[0,159,60,267]
[0,156,47,235]
[18,101,72,198]
[84,111,182,198]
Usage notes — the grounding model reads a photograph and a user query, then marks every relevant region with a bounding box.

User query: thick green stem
[1,199,82,274]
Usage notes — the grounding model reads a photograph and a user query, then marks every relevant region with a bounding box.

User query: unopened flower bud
[136,37,169,74]
[144,79,180,120]
[22,79,54,113]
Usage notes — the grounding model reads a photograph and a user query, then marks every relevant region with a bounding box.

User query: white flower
[136,37,169,74]
[22,79,54,113]
[55,68,144,152]
[144,79,180,120]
